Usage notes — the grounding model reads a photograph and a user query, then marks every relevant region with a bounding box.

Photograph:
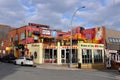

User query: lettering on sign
[42,29,50,35]
[81,44,104,48]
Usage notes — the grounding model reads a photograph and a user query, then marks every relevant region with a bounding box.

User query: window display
[82,49,92,64]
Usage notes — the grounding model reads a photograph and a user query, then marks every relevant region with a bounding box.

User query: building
[1,23,120,69]
[0,24,13,57]
[105,29,120,70]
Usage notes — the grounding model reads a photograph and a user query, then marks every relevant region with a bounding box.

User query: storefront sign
[80,44,104,48]
[31,44,40,47]
[42,29,50,35]
[51,31,57,37]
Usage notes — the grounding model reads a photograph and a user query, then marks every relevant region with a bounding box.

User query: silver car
[14,57,34,66]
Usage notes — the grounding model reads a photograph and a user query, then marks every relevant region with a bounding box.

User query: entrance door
[61,49,70,64]
[52,49,57,63]
[61,49,78,64]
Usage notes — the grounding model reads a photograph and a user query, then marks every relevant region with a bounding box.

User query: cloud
[0,0,120,31]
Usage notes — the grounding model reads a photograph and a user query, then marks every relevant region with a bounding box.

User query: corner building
[1,23,120,69]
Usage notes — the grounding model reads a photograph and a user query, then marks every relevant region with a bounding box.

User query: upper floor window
[119,39,120,42]
[0,41,4,46]
[10,36,13,42]
[15,34,18,41]
[20,32,25,40]
[112,38,115,42]
[109,38,113,42]
[116,38,119,42]
[109,38,120,43]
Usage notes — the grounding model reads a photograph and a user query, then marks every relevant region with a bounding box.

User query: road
[0,62,120,80]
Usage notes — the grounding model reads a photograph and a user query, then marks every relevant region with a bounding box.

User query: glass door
[61,49,70,64]
[52,49,57,63]
[61,49,66,63]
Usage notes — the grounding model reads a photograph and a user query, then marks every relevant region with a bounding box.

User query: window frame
[93,49,103,63]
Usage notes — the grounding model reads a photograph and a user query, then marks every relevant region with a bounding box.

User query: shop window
[111,53,116,60]
[94,49,103,63]
[82,49,92,64]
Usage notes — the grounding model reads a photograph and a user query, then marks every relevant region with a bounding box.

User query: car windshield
[26,58,32,60]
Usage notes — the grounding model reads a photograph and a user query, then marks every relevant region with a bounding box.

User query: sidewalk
[36,64,81,70]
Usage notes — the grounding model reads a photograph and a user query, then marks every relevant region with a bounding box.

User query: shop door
[52,49,57,63]
[61,49,70,64]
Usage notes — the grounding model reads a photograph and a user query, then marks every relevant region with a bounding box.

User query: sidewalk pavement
[36,64,81,70]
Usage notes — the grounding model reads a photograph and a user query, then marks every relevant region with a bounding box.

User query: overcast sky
[0,0,119,31]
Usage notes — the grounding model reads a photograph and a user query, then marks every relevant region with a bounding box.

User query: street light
[69,6,85,68]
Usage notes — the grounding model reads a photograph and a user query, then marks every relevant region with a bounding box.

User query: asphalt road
[0,62,120,80]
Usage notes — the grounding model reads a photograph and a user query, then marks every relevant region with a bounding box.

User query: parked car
[0,54,16,63]
[14,57,34,66]
[118,68,120,73]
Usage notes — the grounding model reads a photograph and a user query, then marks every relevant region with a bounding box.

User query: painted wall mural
[82,26,106,44]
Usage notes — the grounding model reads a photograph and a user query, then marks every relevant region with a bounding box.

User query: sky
[0,0,120,31]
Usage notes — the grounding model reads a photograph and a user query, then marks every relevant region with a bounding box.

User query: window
[112,38,115,42]
[111,53,116,60]
[20,32,25,40]
[119,39,120,42]
[115,38,119,42]
[82,49,92,64]
[15,34,18,41]
[109,38,113,42]
[94,49,103,63]
[109,38,120,43]
[10,36,13,42]
[1,41,4,46]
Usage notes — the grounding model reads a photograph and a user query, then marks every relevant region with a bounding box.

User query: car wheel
[21,62,24,66]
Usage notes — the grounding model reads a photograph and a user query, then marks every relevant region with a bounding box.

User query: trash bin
[78,62,81,69]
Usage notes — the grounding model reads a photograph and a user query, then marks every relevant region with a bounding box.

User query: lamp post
[69,6,85,68]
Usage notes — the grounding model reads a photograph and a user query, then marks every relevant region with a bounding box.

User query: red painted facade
[0,23,106,56]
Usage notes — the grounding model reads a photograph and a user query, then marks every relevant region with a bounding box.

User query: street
[0,62,120,80]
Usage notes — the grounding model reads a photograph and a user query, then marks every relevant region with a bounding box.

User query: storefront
[105,49,120,70]
[78,43,105,69]
[60,46,78,64]
[43,46,57,63]
[27,43,43,64]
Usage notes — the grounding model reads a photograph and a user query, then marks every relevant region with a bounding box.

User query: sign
[32,44,40,47]
[80,44,104,48]
[51,31,57,37]
[42,29,50,35]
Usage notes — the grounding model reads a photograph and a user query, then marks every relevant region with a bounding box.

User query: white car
[14,57,34,66]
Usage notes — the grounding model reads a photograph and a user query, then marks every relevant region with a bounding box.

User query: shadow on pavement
[98,69,120,75]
